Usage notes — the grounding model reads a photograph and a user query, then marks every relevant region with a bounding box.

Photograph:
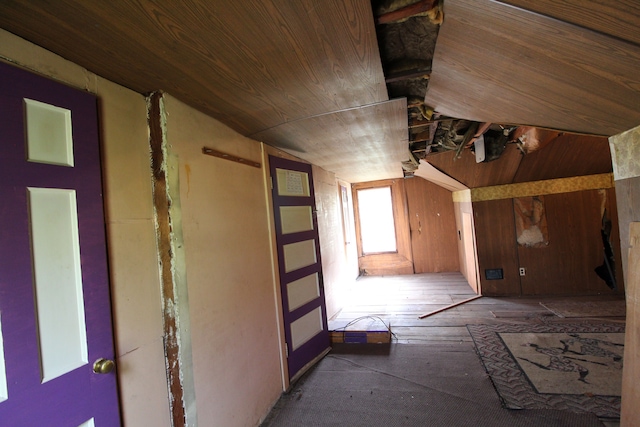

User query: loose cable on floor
[331,315,397,342]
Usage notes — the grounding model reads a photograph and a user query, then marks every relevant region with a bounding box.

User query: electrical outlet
[519,267,526,276]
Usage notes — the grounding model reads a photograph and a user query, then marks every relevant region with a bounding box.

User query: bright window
[357,186,397,254]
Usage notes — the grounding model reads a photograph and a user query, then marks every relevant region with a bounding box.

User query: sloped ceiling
[427,134,613,189]
[1,0,638,185]
[424,0,640,136]
[0,0,410,183]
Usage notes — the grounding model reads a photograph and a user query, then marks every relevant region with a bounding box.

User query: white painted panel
[24,99,74,167]
[290,307,323,350]
[78,418,95,427]
[280,206,313,234]
[0,314,7,403]
[28,188,88,382]
[276,168,310,197]
[287,273,320,311]
[283,239,316,273]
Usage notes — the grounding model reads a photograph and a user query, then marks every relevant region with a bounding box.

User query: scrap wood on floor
[418,294,482,319]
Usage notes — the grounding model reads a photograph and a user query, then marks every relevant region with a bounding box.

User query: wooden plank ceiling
[1,0,638,185]
[0,0,409,183]
[424,0,640,137]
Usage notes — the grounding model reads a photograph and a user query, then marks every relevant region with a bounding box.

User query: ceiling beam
[376,0,439,25]
[385,69,430,83]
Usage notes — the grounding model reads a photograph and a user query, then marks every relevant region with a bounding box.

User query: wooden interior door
[0,62,120,425]
[405,177,459,273]
[269,156,330,381]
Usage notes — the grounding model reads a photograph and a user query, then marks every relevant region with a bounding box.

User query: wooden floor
[328,272,626,345]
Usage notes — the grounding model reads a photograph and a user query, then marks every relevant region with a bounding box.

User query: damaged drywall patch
[514,196,549,248]
[148,91,197,427]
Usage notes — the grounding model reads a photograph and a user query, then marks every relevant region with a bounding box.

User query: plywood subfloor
[328,272,626,345]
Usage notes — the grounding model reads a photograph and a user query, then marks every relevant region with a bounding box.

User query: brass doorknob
[93,358,115,374]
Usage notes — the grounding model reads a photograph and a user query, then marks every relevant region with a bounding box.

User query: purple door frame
[269,155,330,380]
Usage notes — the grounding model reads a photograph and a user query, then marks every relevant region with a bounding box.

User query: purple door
[269,156,330,381]
[0,62,120,425]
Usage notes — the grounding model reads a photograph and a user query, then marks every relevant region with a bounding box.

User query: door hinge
[270,176,273,190]
[285,344,289,358]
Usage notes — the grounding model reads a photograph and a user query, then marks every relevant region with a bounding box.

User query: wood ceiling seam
[248,99,398,137]
[494,0,640,48]
[426,0,640,135]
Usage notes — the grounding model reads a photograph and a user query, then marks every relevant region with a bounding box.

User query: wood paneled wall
[474,188,624,296]
[473,199,522,296]
[612,176,640,283]
[518,190,619,294]
[623,222,640,425]
[352,177,462,276]
[405,177,459,273]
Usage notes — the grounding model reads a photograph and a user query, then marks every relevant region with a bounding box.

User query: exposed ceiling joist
[385,69,431,83]
[375,0,439,24]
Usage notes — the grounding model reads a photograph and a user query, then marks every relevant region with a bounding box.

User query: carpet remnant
[540,300,626,318]
[261,343,605,427]
[490,310,553,319]
[468,323,624,418]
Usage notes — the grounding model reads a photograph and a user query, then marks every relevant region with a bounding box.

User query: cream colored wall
[453,193,479,293]
[1,28,365,427]
[163,95,283,426]
[0,30,171,426]
[312,167,359,319]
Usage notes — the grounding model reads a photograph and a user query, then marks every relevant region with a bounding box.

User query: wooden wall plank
[622,222,640,425]
[473,199,521,296]
[513,134,613,183]
[614,176,640,284]
[497,0,640,47]
[426,144,522,188]
[405,177,460,273]
[606,187,625,292]
[517,190,623,295]
[425,0,640,136]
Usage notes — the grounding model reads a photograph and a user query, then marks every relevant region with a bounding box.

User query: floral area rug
[467,323,625,418]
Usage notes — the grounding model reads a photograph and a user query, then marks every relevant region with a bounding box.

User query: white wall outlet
[519,267,526,276]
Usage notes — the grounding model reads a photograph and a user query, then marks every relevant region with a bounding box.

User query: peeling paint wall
[148,93,198,426]
[162,95,282,426]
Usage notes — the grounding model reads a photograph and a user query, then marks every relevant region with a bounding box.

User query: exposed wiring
[331,315,397,342]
